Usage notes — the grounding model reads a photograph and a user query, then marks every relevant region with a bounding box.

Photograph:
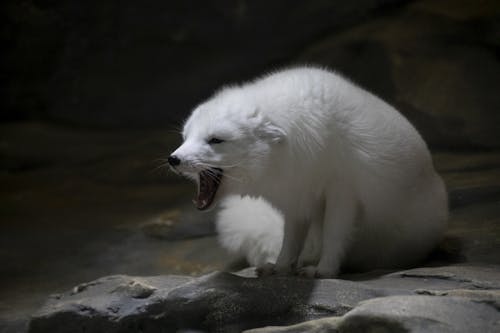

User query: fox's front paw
[297,265,319,278]
[256,263,276,277]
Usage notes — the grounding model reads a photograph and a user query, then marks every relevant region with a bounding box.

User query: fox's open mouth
[194,168,223,210]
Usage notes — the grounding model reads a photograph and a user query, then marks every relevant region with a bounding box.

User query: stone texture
[29,265,500,333]
[247,295,500,333]
[28,272,385,332]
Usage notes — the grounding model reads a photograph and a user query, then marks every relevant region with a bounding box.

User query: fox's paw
[297,265,319,278]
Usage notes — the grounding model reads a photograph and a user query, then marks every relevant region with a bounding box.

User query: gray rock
[360,265,500,291]
[244,317,343,333]
[340,295,500,333]
[247,295,500,333]
[28,271,388,332]
[29,265,500,333]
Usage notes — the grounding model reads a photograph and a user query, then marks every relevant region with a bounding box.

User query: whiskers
[151,158,172,175]
[151,157,246,184]
[152,157,187,178]
[220,172,245,183]
[197,161,245,184]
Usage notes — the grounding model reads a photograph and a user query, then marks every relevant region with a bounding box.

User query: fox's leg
[257,212,310,276]
[299,186,358,278]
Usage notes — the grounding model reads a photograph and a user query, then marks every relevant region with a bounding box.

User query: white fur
[172,66,448,277]
[216,196,283,266]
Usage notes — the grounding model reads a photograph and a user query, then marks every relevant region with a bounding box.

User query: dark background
[2,0,499,148]
[1,1,500,332]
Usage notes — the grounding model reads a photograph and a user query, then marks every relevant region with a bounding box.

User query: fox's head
[168,90,285,210]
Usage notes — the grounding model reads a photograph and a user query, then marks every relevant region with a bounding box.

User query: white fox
[169,67,448,278]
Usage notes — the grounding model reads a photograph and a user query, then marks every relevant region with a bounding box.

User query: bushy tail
[216,195,283,266]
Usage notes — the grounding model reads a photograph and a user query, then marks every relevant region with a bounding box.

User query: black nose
[168,155,181,166]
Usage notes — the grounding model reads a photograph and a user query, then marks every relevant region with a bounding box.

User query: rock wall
[2,0,500,148]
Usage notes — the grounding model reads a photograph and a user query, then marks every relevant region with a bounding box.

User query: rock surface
[247,295,500,333]
[29,265,500,333]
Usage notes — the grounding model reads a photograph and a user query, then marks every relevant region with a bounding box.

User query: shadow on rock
[28,270,389,333]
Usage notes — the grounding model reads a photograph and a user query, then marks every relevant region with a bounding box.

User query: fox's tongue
[194,169,223,210]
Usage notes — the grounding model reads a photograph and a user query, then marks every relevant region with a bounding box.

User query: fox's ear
[249,107,285,143]
[259,121,286,143]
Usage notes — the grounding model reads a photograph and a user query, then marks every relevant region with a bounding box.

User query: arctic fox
[169,67,448,278]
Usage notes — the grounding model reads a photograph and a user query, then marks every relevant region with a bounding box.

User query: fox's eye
[207,137,224,145]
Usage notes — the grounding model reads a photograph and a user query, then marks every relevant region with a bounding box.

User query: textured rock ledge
[29,265,500,333]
